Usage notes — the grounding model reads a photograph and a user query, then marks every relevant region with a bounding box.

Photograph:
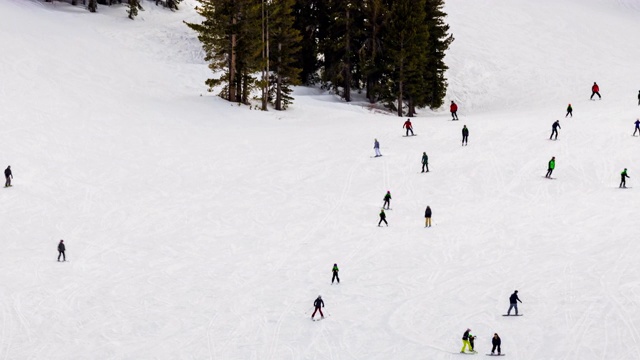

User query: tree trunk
[407,97,415,117]
[275,42,282,110]
[343,7,351,102]
[261,0,268,110]
[229,15,237,103]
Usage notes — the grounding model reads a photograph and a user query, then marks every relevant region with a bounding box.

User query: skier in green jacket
[620,168,630,188]
[421,152,429,173]
[331,264,340,284]
[545,156,556,178]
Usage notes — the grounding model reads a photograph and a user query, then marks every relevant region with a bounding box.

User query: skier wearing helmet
[312,295,325,320]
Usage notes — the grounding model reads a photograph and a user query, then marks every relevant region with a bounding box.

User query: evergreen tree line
[43,0,181,18]
[187,0,453,114]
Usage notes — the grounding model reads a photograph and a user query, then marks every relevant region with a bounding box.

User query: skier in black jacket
[311,295,324,320]
[550,120,561,140]
[421,152,429,173]
[507,290,522,315]
[491,333,502,355]
[4,166,12,187]
[462,125,469,146]
[424,206,432,227]
[378,209,388,227]
[57,240,66,262]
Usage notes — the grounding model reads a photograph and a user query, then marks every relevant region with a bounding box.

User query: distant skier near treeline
[382,191,391,209]
[550,120,561,140]
[620,168,630,188]
[450,101,459,120]
[57,240,66,262]
[507,290,522,315]
[565,103,573,118]
[331,263,340,284]
[403,119,414,136]
[378,209,388,227]
[373,138,381,157]
[421,152,429,173]
[311,295,324,320]
[634,119,640,136]
[424,206,432,227]
[545,157,556,178]
[461,329,475,353]
[590,82,601,100]
[462,125,469,146]
[491,333,502,355]
[4,166,12,187]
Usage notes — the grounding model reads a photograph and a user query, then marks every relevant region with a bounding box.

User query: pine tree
[127,0,142,19]
[268,0,302,110]
[422,0,454,110]
[359,0,390,103]
[291,0,320,84]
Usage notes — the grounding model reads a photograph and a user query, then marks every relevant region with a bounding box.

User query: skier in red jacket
[403,119,414,136]
[450,101,459,120]
[590,82,601,100]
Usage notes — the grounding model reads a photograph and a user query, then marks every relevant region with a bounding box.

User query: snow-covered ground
[1,0,640,359]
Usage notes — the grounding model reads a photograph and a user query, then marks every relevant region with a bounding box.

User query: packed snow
[1,0,640,359]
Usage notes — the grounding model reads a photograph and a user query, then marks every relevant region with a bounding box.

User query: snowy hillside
[1,0,640,359]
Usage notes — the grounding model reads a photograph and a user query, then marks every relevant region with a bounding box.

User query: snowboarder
[331,263,340,284]
[57,240,66,262]
[461,328,474,353]
[545,157,555,178]
[462,125,469,146]
[491,333,502,355]
[378,208,388,227]
[403,119,414,136]
[311,295,324,320]
[4,166,12,187]
[450,101,459,120]
[550,120,561,140]
[590,82,601,100]
[565,103,573,117]
[620,168,630,188]
[373,138,382,157]
[424,206,432,227]
[469,333,477,353]
[382,191,391,209]
[634,119,640,136]
[421,152,429,173]
[507,290,522,315]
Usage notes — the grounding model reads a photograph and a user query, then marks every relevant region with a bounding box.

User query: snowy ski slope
[1,0,640,359]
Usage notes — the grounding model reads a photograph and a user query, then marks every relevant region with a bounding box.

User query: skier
[637,90,639,106]
[491,333,502,355]
[4,166,12,187]
[382,191,391,209]
[507,290,522,315]
[331,263,340,284]
[590,82,601,100]
[634,119,640,136]
[57,240,66,262]
[373,138,382,157]
[620,168,630,188]
[545,157,556,178]
[461,328,474,353]
[421,152,429,173]
[469,333,477,353]
[424,206,432,227]
[550,120,561,140]
[450,101,459,120]
[462,125,469,146]
[311,295,324,320]
[403,119,414,136]
[565,103,573,118]
[378,208,388,227]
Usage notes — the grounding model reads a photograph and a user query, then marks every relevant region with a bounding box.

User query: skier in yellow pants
[460,329,475,353]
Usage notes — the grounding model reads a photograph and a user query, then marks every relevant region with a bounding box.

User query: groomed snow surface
[1,0,640,359]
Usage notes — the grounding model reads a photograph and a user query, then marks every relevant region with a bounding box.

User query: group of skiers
[375,190,433,228]
[310,264,340,320]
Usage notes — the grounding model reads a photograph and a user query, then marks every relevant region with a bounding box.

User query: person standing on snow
[424,206,432,227]
[421,152,429,173]
[620,168,630,188]
[507,290,522,315]
[331,263,340,284]
[311,295,324,320]
[461,328,474,353]
[4,166,12,187]
[565,103,573,118]
[590,82,601,100]
[545,157,556,178]
[403,119,414,136]
[550,120,561,140]
[382,191,391,209]
[373,138,382,157]
[450,101,459,120]
[634,119,640,136]
[57,240,66,262]
[462,125,469,146]
[469,333,477,353]
[491,333,502,355]
[637,90,639,106]
[378,208,388,227]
